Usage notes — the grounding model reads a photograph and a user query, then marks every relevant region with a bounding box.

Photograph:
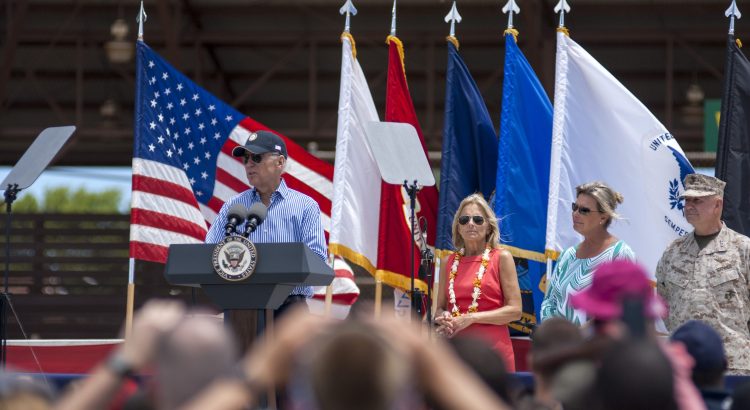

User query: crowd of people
[1,277,748,410]
[1,130,748,409]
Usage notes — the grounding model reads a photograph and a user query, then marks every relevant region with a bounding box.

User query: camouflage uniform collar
[693,222,730,255]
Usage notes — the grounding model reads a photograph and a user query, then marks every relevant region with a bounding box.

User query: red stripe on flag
[132,175,199,207]
[334,268,355,280]
[131,209,207,241]
[220,141,241,157]
[215,167,249,194]
[206,196,226,214]
[130,241,169,264]
[312,293,359,305]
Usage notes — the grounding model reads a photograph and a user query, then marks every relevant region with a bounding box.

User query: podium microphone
[224,204,248,236]
[244,202,268,235]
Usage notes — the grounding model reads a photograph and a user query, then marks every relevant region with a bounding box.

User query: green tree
[11,194,39,213]
[8,187,124,214]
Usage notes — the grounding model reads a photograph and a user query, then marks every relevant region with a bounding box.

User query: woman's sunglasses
[571,202,600,216]
[458,215,485,225]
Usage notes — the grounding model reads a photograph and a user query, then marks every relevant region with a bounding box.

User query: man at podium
[205,130,327,315]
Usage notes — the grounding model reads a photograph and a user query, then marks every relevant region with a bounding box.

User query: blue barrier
[15,372,750,395]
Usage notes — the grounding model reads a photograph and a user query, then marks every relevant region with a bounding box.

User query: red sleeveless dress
[445,248,515,371]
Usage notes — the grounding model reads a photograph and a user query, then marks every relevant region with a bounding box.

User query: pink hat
[569,260,667,321]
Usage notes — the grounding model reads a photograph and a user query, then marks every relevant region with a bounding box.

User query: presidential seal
[212,235,258,281]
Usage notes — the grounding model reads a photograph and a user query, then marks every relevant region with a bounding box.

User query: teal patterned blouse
[540,240,636,325]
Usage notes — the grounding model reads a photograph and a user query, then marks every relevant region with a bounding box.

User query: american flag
[130,41,333,264]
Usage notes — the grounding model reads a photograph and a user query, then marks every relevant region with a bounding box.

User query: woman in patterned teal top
[540,182,636,325]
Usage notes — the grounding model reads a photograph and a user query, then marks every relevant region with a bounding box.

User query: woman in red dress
[435,194,522,371]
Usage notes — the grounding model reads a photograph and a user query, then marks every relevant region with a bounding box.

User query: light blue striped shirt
[205,179,327,297]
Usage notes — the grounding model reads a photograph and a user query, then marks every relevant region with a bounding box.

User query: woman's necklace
[448,246,491,317]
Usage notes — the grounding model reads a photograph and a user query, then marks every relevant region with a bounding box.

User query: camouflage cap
[680,173,726,198]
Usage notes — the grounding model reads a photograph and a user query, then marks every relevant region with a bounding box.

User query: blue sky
[0,166,132,212]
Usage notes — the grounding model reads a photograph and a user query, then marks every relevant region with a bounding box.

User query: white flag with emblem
[546,30,695,275]
[328,33,382,273]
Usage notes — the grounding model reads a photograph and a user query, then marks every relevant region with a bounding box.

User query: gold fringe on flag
[544,248,560,260]
[503,28,519,43]
[446,35,460,50]
[503,245,547,263]
[386,35,407,79]
[341,31,357,59]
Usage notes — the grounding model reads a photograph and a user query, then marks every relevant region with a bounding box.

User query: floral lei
[448,246,491,317]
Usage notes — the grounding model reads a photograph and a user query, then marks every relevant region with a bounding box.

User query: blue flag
[436,40,499,252]
[494,34,553,330]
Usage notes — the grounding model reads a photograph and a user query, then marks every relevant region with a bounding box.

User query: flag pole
[444,1,462,39]
[502,0,520,32]
[726,0,742,36]
[502,0,521,41]
[125,1,148,339]
[324,255,334,317]
[332,0,360,318]
[544,0,572,314]
[125,259,135,338]
[374,278,382,318]
[340,0,357,35]
[554,0,571,30]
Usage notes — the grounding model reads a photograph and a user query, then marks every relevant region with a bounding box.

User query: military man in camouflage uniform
[656,174,750,374]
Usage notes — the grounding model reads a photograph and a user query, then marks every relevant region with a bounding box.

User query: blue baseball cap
[231,130,288,158]
[671,320,726,371]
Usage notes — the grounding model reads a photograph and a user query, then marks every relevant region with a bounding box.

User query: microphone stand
[421,246,435,328]
[242,218,262,237]
[2,183,20,368]
[403,179,423,321]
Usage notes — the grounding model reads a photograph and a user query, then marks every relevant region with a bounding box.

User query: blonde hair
[575,181,624,228]
[451,193,501,250]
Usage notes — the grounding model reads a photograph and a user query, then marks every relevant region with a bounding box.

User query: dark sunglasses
[458,215,485,225]
[571,202,600,216]
[244,152,278,164]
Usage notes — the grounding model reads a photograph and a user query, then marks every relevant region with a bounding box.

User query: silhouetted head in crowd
[570,260,667,339]
[154,314,238,410]
[0,372,54,410]
[529,318,584,381]
[298,320,414,410]
[514,318,586,410]
[671,320,727,389]
[447,335,515,405]
[595,341,677,410]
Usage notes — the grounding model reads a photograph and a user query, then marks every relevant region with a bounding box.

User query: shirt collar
[251,178,289,202]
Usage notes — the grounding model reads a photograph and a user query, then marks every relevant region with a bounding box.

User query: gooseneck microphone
[244,202,268,235]
[224,204,248,236]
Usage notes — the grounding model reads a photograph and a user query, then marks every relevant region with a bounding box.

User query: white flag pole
[126,1,148,339]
